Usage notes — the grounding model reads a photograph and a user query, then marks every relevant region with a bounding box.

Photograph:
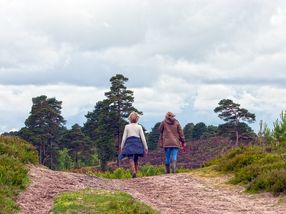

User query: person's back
[119,112,148,178]
[160,117,183,148]
[159,112,185,173]
[121,123,147,149]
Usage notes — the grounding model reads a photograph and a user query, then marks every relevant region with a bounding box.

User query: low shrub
[0,136,38,213]
[212,146,266,172]
[207,145,286,195]
[247,169,286,195]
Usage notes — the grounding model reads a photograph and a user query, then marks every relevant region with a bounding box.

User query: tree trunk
[50,139,53,169]
[40,142,43,164]
[235,130,239,146]
[117,128,120,167]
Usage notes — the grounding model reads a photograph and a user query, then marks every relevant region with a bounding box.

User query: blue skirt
[119,136,144,160]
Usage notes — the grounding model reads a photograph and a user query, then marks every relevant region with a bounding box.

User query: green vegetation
[86,164,190,179]
[52,189,159,214]
[0,136,38,213]
[147,122,161,150]
[19,95,66,169]
[83,74,142,170]
[206,145,286,195]
[214,99,256,145]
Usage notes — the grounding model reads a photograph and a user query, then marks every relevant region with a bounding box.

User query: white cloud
[1,0,286,132]
[0,84,106,133]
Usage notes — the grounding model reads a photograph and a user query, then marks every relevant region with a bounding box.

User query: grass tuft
[52,189,159,214]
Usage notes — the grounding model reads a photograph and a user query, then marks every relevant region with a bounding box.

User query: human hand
[182,143,186,153]
[144,149,148,155]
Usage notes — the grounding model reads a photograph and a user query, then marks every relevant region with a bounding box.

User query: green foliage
[84,74,141,170]
[0,136,38,213]
[273,111,286,144]
[214,99,256,145]
[104,74,141,155]
[53,189,159,214]
[137,164,165,177]
[202,125,218,139]
[207,144,286,195]
[19,95,66,169]
[247,169,286,195]
[147,122,161,150]
[60,124,94,168]
[183,123,194,141]
[57,148,74,170]
[192,122,207,140]
[88,164,190,179]
[0,136,38,164]
[214,99,256,124]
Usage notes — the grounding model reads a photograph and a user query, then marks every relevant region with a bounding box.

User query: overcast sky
[1,0,286,133]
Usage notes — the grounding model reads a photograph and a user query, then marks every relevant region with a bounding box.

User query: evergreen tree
[60,124,92,168]
[148,122,161,150]
[192,122,207,140]
[94,100,117,170]
[104,74,141,162]
[21,95,65,168]
[183,123,194,141]
[201,125,218,139]
[214,99,256,145]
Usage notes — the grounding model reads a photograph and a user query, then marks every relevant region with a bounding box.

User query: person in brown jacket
[159,112,186,173]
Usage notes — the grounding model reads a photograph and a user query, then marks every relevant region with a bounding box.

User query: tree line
[2,74,257,170]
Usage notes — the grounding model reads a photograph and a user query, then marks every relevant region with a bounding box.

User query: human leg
[170,148,179,173]
[134,155,139,173]
[164,148,171,174]
[128,155,136,178]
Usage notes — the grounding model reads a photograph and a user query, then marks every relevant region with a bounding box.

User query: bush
[207,145,286,195]
[0,136,38,213]
[0,136,38,164]
[247,169,286,195]
[214,146,265,172]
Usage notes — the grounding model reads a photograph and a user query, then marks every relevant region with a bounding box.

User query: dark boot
[171,161,177,173]
[165,164,170,174]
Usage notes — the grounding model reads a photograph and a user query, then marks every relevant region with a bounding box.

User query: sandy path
[17,166,286,214]
[17,166,118,214]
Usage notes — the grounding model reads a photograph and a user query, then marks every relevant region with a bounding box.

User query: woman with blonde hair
[119,111,148,178]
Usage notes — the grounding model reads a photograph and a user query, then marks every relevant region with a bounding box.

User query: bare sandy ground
[17,166,286,214]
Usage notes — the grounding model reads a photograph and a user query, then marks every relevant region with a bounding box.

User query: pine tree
[22,95,65,168]
[214,99,256,145]
[104,74,141,163]
[148,122,161,150]
[183,123,194,141]
[60,124,92,168]
[192,122,207,140]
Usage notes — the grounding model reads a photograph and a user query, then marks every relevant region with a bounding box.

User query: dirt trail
[17,166,286,214]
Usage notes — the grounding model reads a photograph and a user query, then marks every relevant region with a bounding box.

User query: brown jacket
[159,116,185,148]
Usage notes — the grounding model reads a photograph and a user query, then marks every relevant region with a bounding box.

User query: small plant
[52,189,159,214]
[87,164,191,179]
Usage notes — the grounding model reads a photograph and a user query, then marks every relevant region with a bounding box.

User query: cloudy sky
[1,0,286,133]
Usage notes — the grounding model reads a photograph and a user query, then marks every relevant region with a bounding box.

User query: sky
[1,0,286,133]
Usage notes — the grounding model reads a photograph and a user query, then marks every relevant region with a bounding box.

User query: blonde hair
[128,111,140,123]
